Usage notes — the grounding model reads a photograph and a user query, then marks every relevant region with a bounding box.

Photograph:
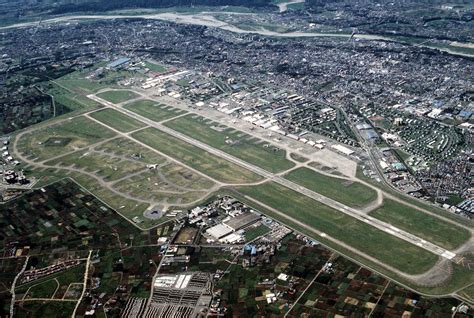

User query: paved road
[88,94,458,261]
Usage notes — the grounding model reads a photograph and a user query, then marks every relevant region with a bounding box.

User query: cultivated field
[132,127,263,184]
[284,167,378,208]
[164,114,294,173]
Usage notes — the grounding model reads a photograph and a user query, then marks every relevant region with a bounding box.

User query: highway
[88,94,457,261]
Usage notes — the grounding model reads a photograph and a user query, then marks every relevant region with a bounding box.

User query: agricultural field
[16,265,86,301]
[289,255,465,317]
[284,167,378,208]
[89,108,146,132]
[0,180,165,316]
[164,114,294,173]
[16,116,116,161]
[123,99,186,122]
[0,179,149,256]
[215,236,333,316]
[369,199,470,250]
[14,301,76,318]
[132,127,263,184]
[97,90,140,104]
[236,182,439,274]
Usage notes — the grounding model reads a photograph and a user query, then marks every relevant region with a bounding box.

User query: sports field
[132,127,263,184]
[90,108,146,132]
[97,90,140,104]
[369,199,470,250]
[236,182,438,274]
[164,114,294,173]
[123,99,186,122]
[284,167,378,208]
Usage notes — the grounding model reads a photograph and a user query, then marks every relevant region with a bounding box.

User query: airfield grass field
[132,127,263,184]
[123,99,186,122]
[236,182,439,274]
[164,114,295,173]
[289,152,309,163]
[29,130,217,225]
[112,166,215,205]
[44,149,147,182]
[284,167,378,208]
[90,108,146,132]
[369,199,470,250]
[205,189,473,296]
[54,68,143,95]
[16,116,116,161]
[97,90,140,104]
[94,137,168,164]
[356,165,473,227]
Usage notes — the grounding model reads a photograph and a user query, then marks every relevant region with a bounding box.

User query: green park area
[97,90,140,104]
[164,114,294,173]
[89,108,146,132]
[123,99,186,122]
[132,127,263,184]
[16,116,116,161]
[144,61,168,72]
[236,182,439,275]
[369,199,470,250]
[284,167,378,208]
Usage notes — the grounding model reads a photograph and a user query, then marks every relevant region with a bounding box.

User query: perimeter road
[88,94,458,262]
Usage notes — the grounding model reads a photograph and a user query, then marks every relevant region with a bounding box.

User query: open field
[284,167,378,208]
[217,188,474,296]
[123,99,186,122]
[112,165,215,205]
[16,265,86,300]
[53,67,143,95]
[90,108,146,132]
[15,301,76,318]
[164,114,294,173]
[236,182,438,274]
[132,127,263,184]
[97,90,140,104]
[94,137,169,164]
[144,61,168,72]
[44,149,148,182]
[356,165,473,226]
[369,199,470,250]
[16,116,116,161]
[48,83,101,112]
[289,152,308,163]
[244,224,271,242]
